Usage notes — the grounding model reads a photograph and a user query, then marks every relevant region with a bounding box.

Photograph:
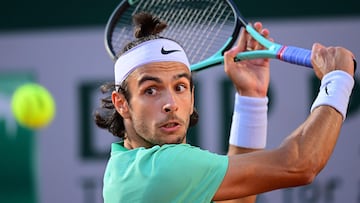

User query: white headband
[114,38,190,85]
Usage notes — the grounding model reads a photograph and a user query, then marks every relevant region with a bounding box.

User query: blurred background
[0,0,359,203]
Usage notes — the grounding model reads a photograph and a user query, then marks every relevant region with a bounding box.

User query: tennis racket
[105,0,356,72]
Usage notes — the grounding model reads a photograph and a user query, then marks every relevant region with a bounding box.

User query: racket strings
[158,1,235,64]
[152,0,222,62]
[188,1,232,62]
[179,4,214,61]
[111,0,236,65]
[112,9,135,55]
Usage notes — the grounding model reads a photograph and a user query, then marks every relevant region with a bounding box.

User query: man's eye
[145,87,157,95]
[176,84,187,92]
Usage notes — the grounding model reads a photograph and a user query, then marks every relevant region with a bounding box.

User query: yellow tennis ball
[11,83,56,129]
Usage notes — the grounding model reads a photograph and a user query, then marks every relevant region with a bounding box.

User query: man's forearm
[216,146,261,203]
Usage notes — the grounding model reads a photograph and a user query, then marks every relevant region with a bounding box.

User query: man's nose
[162,93,179,113]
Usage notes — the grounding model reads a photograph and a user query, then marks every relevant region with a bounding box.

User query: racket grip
[278,46,312,68]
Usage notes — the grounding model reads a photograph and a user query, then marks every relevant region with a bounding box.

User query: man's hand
[311,43,355,79]
[224,22,272,98]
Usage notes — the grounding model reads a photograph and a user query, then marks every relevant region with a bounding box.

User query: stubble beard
[132,114,188,146]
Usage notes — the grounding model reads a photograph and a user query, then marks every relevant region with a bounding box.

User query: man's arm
[214,43,355,201]
[214,105,344,200]
[215,22,270,203]
[216,146,261,203]
[217,93,269,203]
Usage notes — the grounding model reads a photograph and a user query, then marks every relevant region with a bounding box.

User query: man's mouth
[159,120,182,133]
[162,122,179,128]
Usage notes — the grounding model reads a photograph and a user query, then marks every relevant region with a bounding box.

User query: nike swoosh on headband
[161,47,181,55]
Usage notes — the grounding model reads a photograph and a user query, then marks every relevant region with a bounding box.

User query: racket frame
[191,0,284,71]
[104,0,131,62]
[105,0,359,71]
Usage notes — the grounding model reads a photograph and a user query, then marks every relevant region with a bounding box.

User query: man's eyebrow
[138,75,162,87]
[174,73,191,81]
[138,72,191,86]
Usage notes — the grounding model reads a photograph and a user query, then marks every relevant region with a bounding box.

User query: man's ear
[112,91,130,119]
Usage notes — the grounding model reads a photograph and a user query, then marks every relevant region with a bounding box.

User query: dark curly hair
[94,12,199,139]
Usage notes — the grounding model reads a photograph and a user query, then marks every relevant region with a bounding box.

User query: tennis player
[95,12,356,203]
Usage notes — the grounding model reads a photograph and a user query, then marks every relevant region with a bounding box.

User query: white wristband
[229,93,268,149]
[311,70,354,120]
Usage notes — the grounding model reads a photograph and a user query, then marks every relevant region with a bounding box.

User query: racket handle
[278,46,312,68]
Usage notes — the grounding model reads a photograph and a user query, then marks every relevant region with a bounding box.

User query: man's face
[115,61,194,147]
